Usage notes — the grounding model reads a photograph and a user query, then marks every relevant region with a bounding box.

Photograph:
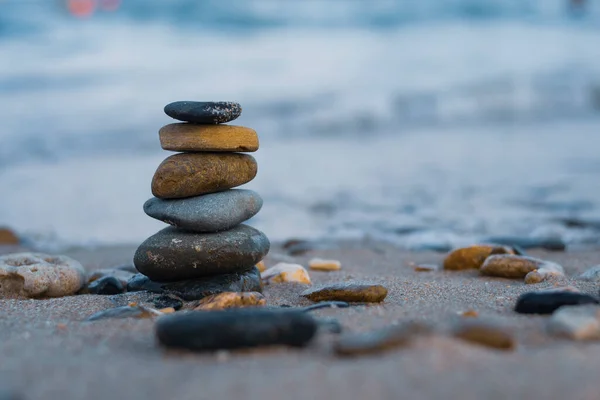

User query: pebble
[443,245,515,270]
[514,291,600,315]
[87,268,135,287]
[0,252,86,298]
[151,153,257,199]
[194,291,266,310]
[578,265,600,282]
[0,227,19,245]
[412,263,439,272]
[452,320,515,350]
[261,263,311,285]
[301,282,388,303]
[547,305,600,340]
[143,189,262,232]
[480,255,562,279]
[133,225,270,281]
[155,309,317,351]
[460,310,479,318]
[308,258,341,271]
[164,101,242,124]
[159,123,258,152]
[86,304,163,321]
[524,263,565,284]
[334,321,432,356]
[87,276,125,295]
[127,266,262,301]
[481,236,566,251]
[153,294,184,310]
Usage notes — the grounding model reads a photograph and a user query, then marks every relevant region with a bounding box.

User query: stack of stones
[129,101,270,300]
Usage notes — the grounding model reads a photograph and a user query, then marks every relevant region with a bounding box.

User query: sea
[1,0,600,251]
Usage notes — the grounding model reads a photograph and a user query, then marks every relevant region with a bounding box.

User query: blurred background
[1,0,600,250]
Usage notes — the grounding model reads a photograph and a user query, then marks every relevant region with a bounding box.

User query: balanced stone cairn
[130,101,269,300]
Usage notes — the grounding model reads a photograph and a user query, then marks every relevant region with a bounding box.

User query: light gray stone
[578,265,600,282]
[547,305,600,340]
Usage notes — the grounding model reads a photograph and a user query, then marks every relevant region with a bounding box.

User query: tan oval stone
[0,227,19,245]
[194,291,266,311]
[452,320,515,350]
[524,263,565,284]
[301,282,388,303]
[261,263,311,285]
[480,255,554,279]
[159,123,259,153]
[443,245,515,271]
[309,258,341,271]
[151,153,257,199]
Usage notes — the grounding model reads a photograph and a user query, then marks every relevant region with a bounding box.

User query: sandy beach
[1,241,599,400]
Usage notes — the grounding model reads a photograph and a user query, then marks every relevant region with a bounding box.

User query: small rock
[524,263,565,284]
[194,292,266,310]
[133,225,269,281]
[87,268,135,287]
[159,123,258,152]
[127,267,263,301]
[452,320,515,350]
[514,291,600,315]
[412,263,439,272]
[87,276,125,295]
[301,283,388,303]
[460,310,479,318]
[0,253,86,298]
[578,265,600,282]
[153,294,184,310]
[155,309,317,351]
[261,263,311,285]
[86,304,163,321]
[164,101,242,124]
[480,255,562,279]
[0,227,19,245]
[443,245,515,271]
[151,153,257,199]
[309,258,341,271]
[547,305,600,340]
[143,189,263,232]
[256,260,266,273]
[334,321,432,356]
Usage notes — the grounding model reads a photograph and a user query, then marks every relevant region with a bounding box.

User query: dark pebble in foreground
[153,294,184,310]
[133,225,269,281]
[155,309,317,351]
[127,266,262,301]
[87,276,125,295]
[514,291,599,315]
[164,101,241,124]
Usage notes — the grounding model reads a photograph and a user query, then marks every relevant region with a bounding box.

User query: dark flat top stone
[143,189,262,233]
[155,308,317,351]
[127,266,262,301]
[164,101,241,124]
[514,291,600,314]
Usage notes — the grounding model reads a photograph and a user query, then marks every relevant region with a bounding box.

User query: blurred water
[1,0,600,249]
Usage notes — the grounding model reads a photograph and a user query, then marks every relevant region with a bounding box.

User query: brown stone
[194,292,266,311]
[159,123,259,153]
[0,227,19,245]
[452,320,515,350]
[480,255,562,279]
[301,282,388,303]
[443,245,515,271]
[151,153,257,199]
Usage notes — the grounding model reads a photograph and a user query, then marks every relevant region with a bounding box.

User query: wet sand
[1,242,600,400]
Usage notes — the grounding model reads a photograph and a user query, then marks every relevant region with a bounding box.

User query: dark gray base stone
[127,266,262,301]
[155,309,317,351]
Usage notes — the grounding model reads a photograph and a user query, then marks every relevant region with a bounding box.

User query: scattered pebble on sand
[87,268,136,287]
[547,305,600,340]
[452,320,515,350]
[578,265,600,282]
[155,309,318,351]
[87,276,126,295]
[524,263,565,284]
[480,255,562,279]
[334,321,432,356]
[301,282,388,303]
[443,244,515,271]
[194,291,266,310]
[0,252,86,298]
[153,294,184,310]
[86,304,164,321]
[309,258,342,271]
[514,291,600,315]
[411,263,439,272]
[261,263,312,285]
[0,227,19,245]
[460,310,479,318]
